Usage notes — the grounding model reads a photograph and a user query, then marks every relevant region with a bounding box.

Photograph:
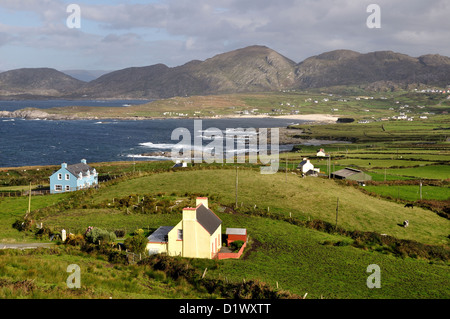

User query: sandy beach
[217,113,339,123]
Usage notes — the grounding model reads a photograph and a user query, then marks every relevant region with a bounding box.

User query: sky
[0,0,449,72]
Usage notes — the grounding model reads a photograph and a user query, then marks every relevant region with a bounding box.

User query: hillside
[295,50,450,89]
[1,46,450,100]
[0,68,86,98]
[78,45,298,99]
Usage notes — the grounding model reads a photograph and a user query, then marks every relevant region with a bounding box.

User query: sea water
[0,101,305,167]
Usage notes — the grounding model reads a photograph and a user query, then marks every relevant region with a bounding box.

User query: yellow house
[146,197,222,259]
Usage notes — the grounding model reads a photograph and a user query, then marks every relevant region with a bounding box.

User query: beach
[218,113,339,124]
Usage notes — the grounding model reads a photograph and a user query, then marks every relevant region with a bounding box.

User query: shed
[331,167,372,182]
[226,228,247,245]
[146,226,174,255]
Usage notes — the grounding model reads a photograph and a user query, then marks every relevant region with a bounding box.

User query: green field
[0,166,449,299]
[364,184,450,201]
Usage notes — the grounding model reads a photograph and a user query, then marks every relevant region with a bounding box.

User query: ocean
[0,100,308,168]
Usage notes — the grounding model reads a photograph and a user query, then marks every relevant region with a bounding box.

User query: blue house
[50,159,98,194]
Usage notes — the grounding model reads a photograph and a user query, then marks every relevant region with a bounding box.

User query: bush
[108,250,128,264]
[65,234,86,246]
[85,227,117,244]
[12,219,34,232]
[114,229,126,238]
[230,240,244,252]
[124,234,148,255]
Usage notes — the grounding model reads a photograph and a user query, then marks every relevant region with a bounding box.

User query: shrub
[85,227,117,244]
[108,250,128,264]
[114,229,126,238]
[12,219,34,232]
[230,240,244,252]
[35,226,55,240]
[65,234,86,246]
[124,234,148,255]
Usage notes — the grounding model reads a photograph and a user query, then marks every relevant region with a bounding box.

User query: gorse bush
[65,234,86,246]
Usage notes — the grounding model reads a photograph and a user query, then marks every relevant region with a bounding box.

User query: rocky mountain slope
[1,46,449,99]
[0,68,85,99]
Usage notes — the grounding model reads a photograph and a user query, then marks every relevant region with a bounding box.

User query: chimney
[196,197,208,209]
[61,163,67,169]
[81,159,87,164]
[182,207,197,221]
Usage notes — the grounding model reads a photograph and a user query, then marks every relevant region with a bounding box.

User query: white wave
[94,121,118,124]
[140,142,210,152]
[139,142,178,149]
[126,154,168,160]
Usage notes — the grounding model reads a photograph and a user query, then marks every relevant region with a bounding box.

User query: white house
[297,158,320,175]
[316,148,328,157]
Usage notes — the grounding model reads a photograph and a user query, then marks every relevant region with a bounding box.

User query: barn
[331,167,372,182]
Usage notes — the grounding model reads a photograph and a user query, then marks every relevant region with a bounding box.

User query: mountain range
[1,45,450,100]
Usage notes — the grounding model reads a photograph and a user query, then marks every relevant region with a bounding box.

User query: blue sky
[0,0,449,72]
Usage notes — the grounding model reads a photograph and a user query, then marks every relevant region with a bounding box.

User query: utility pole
[28,182,32,214]
[335,197,339,230]
[285,154,288,182]
[235,166,238,209]
[328,155,332,179]
[419,179,422,200]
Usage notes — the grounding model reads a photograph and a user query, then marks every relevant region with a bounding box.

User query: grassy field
[0,247,213,299]
[0,167,449,299]
[363,184,449,201]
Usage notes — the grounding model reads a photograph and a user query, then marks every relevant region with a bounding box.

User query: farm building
[331,167,372,182]
[297,158,320,175]
[316,148,328,157]
[49,159,98,194]
[226,228,247,245]
[146,197,222,259]
[146,226,173,255]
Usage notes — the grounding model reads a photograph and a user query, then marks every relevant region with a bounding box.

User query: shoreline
[0,108,339,123]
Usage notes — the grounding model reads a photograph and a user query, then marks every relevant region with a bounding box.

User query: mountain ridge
[1,45,449,100]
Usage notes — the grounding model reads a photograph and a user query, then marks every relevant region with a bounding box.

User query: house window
[65,185,70,191]
[65,174,70,180]
[55,185,62,191]
[58,173,62,180]
[177,229,183,240]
